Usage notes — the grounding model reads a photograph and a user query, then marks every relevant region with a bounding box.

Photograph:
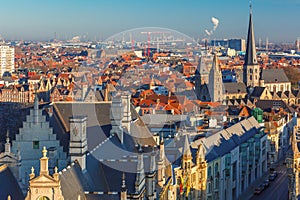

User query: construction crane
[140,31,170,57]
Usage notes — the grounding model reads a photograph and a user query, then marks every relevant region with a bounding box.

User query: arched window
[273,85,277,93]
[280,85,284,92]
[215,163,219,175]
[38,197,50,200]
[208,166,212,177]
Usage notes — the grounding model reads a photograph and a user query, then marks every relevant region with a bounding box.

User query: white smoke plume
[205,17,219,36]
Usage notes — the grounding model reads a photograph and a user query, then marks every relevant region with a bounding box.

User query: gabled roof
[224,82,247,94]
[250,86,266,98]
[59,162,92,199]
[261,69,290,83]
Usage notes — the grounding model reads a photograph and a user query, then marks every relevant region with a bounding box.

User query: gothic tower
[243,4,260,87]
[208,54,223,102]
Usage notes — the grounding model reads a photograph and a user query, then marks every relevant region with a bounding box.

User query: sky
[0,0,299,43]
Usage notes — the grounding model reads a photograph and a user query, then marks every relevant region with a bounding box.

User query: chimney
[110,95,124,143]
[122,92,132,132]
[104,84,109,101]
[69,116,88,171]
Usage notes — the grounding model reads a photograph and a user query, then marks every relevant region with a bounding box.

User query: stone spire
[244,2,258,66]
[243,2,260,87]
[211,53,220,73]
[208,53,223,102]
[183,135,192,159]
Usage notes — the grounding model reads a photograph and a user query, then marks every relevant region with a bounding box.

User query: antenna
[297,37,300,52]
[249,0,253,13]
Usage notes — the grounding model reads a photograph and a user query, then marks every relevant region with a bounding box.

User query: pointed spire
[211,53,220,73]
[244,2,258,66]
[81,74,88,84]
[183,135,192,158]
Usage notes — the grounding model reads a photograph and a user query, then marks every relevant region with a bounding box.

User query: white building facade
[0,45,14,77]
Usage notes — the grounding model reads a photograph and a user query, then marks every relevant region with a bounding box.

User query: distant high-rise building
[210,39,228,47]
[0,45,14,77]
[228,39,246,52]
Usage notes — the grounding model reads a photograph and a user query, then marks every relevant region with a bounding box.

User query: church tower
[243,3,260,87]
[208,54,223,102]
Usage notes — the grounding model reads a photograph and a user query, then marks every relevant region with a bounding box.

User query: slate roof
[0,165,24,200]
[250,87,266,98]
[204,117,262,162]
[141,114,187,125]
[255,100,290,112]
[224,82,247,94]
[261,69,290,83]
[53,101,155,150]
[59,162,91,200]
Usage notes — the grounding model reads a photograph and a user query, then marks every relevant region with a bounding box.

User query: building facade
[0,45,14,77]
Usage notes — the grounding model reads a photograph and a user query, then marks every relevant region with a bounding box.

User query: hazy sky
[0,0,299,43]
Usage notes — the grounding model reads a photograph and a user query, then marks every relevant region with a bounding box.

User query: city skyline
[0,0,299,43]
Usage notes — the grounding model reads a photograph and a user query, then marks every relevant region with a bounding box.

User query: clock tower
[69,116,87,171]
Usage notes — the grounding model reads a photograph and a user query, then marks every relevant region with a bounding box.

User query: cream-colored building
[0,45,14,77]
[25,147,64,200]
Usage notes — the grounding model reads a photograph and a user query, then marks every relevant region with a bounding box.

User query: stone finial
[42,146,47,158]
[29,167,35,179]
[122,172,126,189]
[5,132,11,153]
[53,166,59,181]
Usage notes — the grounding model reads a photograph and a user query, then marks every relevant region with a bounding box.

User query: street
[250,163,288,200]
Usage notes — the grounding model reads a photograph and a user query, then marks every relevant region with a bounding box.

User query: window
[33,141,39,149]
[208,166,212,177]
[273,85,276,93]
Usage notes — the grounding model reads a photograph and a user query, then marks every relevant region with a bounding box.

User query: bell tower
[243,2,260,87]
